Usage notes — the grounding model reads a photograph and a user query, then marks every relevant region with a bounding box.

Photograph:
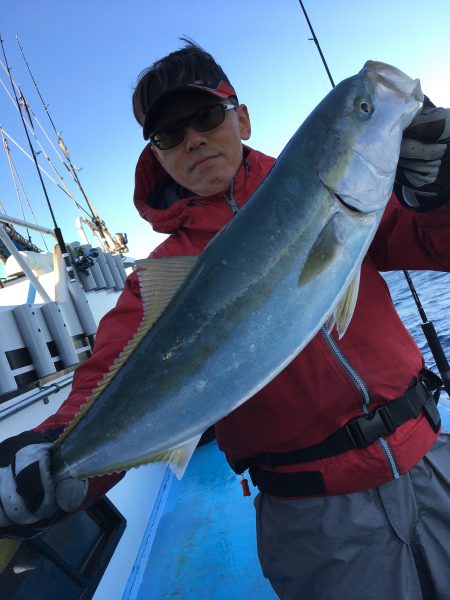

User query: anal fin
[333,269,361,338]
[152,435,202,480]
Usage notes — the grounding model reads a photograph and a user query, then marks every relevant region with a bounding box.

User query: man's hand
[0,431,87,539]
[395,97,450,210]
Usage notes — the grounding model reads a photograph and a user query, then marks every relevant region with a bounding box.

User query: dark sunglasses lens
[191,105,225,131]
[151,104,227,150]
[152,123,185,150]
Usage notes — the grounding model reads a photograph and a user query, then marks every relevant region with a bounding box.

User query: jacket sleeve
[35,270,145,507]
[368,191,450,271]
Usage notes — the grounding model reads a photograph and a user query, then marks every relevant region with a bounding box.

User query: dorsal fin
[54,255,198,449]
[136,256,199,327]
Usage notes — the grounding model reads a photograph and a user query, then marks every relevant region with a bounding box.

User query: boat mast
[297,0,450,398]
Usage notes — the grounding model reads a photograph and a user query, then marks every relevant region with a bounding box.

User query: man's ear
[237,104,251,140]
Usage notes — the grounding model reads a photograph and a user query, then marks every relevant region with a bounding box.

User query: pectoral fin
[299,214,346,285]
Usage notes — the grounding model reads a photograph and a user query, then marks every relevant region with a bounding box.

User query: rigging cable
[0,71,93,218]
[0,34,75,277]
[16,34,118,251]
[0,129,48,250]
[0,122,93,220]
[298,0,450,397]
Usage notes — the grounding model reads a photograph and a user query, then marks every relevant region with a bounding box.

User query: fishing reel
[73,248,99,272]
[114,232,129,254]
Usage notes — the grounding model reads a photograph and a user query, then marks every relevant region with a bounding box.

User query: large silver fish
[52,61,423,481]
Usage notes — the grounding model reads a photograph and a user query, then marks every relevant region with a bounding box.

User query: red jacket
[38,143,450,500]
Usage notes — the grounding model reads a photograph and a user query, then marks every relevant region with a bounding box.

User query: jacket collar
[134,144,257,235]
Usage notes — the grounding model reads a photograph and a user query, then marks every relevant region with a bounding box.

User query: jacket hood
[133,144,275,236]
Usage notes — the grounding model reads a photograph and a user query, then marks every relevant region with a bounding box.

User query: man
[1,41,450,598]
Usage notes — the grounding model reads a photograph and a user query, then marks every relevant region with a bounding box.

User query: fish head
[318,60,423,213]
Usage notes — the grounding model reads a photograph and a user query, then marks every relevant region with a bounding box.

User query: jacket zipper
[320,326,400,479]
[378,437,400,479]
[224,178,239,215]
[321,327,371,415]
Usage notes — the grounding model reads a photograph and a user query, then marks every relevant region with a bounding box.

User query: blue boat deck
[124,404,450,599]
[124,440,276,599]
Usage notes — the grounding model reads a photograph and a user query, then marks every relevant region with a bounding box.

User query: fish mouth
[363,61,423,103]
[334,193,361,213]
[322,146,392,214]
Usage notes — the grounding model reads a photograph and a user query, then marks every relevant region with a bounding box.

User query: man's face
[150,92,251,197]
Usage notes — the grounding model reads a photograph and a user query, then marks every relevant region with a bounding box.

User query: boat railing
[0,372,74,421]
[0,299,91,398]
[0,214,56,237]
[0,220,53,303]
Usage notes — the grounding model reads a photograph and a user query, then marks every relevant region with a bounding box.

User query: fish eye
[354,97,373,117]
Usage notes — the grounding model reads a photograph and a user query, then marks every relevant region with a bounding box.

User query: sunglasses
[149,103,236,150]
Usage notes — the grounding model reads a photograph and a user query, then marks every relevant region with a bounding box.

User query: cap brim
[143,82,236,140]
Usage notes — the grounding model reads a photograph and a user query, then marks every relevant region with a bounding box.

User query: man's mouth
[190,155,219,171]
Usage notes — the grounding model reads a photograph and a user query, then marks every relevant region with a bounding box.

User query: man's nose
[184,126,207,150]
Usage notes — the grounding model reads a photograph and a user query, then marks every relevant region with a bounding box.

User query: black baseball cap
[142,79,238,140]
[133,41,239,140]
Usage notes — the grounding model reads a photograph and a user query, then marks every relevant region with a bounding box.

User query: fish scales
[52,61,423,480]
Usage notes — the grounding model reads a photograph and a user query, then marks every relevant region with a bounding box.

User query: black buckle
[345,406,396,449]
[422,395,441,433]
[227,374,440,474]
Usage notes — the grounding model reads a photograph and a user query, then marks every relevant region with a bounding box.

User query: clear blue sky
[0,0,449,261]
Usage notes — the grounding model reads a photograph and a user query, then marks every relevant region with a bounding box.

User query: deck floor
[127,405,450,599]
[128,440,276,599]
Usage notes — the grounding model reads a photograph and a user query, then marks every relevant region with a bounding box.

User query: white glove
[0,431,87,539]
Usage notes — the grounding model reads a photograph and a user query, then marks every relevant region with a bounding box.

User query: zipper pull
[225,195,239,215]
[224,178,239,215]
[240,475,251,497]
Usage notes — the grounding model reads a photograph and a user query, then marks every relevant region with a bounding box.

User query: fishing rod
[298,0,335,88]
[1,129,49,251]
[403,271,450,396]
[298,0,450,398]
[0,35,76,279]
[0,71,96,219]
[16,35,96,205]
[16,34,121,253]
[1,36,112,348]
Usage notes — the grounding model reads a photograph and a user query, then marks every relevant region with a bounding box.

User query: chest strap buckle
[345,405,396,448]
